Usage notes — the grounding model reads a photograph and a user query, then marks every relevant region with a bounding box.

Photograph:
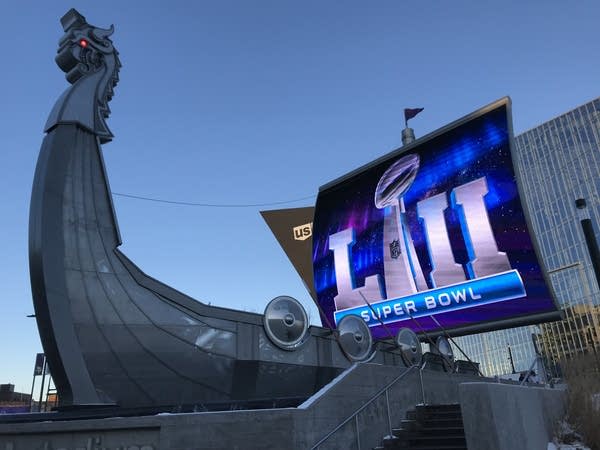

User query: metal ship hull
[29,9,405,410]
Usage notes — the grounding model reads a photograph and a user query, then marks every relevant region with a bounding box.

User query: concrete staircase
[375,403,467,450]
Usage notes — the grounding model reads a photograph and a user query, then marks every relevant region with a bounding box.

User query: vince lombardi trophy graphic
[374,154,428,298]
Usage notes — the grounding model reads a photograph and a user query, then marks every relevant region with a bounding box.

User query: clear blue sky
[1,0,598,393]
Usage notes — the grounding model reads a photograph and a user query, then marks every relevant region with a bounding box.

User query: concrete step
[402,435,466,445]
[398,419,417,431]
[398,417,465,431]
[382,436,402,449]
[421,409,463,418]
[375,403,467,450]
[380,443,467,450]
[421,418,464,429]
[393,426,465,438]
[407,409,463,421]
[390,445,468,450]
[415,403,461,412]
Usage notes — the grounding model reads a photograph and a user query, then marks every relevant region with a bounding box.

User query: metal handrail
[310,365,419,449]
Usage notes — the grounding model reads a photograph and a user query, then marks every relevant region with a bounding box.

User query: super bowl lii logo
[330,154,526,327]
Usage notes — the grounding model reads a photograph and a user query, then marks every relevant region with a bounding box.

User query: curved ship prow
[30,9,410,411]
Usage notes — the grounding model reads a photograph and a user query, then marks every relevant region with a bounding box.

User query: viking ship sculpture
[29,9,417,410]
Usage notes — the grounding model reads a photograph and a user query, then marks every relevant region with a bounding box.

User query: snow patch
[549,419,591,450]
[548,444,591,450]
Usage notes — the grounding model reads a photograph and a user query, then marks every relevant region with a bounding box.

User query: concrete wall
[0,364,482,450]
[460,382,567,450]
[303,366,487,450]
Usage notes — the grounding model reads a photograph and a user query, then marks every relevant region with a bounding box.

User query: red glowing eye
[79,39,88,48]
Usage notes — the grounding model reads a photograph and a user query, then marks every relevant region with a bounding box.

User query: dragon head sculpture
[46,9,121,143]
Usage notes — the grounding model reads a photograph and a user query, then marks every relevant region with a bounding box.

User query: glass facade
[453,98,600,377]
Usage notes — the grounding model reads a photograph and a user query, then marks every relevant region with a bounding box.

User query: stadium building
[0,384,31,414]
[454,97,600,377]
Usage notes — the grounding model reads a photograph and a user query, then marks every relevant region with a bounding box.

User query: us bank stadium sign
[312,98,559,339]
[293,222,313,241]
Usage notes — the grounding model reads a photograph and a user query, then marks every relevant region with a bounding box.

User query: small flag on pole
[404,107,424,126]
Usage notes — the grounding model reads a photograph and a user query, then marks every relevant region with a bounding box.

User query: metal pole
[419,367,426,405]
[43,376,53,412]
[507,344,516,374]
[28,373,36,413]
[402,128,415,146]
[530,333,548,384]
[385,389,392,436]
[38,357,47,412]
[547,262,582,274]
[355,415,361,450]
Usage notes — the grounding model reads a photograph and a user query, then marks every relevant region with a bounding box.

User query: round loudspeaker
[263,296,309,350]
[337,315,374,362]
[435,336,455,372]
[395,327,422,367]
[435,336,454,360]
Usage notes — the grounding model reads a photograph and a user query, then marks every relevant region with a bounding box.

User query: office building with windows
[454,97,600,377]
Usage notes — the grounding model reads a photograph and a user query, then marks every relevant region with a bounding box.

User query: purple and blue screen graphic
[312,101,557,338]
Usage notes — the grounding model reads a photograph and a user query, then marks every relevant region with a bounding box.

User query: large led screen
[312,98,559,339]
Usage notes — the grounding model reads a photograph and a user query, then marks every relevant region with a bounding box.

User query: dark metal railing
[311,365,419,449]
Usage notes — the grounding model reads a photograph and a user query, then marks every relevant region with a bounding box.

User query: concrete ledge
[0,365,484,450]
[460,382,566,450]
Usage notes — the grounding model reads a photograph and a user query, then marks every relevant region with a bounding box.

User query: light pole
[575,198,600,290]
